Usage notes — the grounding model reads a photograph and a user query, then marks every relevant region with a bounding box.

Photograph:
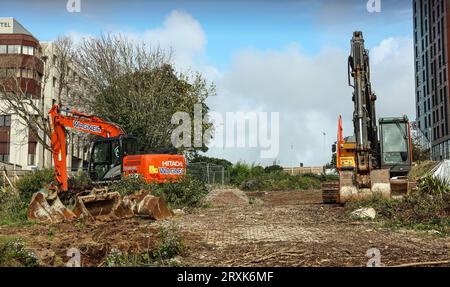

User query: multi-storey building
[0,17,88,170]
[413,0,450,160]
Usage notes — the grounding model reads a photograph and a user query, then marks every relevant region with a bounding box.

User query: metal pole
[429,127,432,161]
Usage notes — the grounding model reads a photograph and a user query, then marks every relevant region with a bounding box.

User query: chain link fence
[187,162,230,186]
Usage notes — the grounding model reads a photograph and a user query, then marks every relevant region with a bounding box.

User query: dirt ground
[1,189,449,267]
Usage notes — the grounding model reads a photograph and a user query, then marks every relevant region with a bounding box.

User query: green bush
[109,175,154,197]
[0,237,39,267]
[346,175,450,234]
[153,176,209,209]
[240,172,324,191]
[104,249,153,267]
[68,172,94,193]
[0,188,29,226]
[229,161,337,191]
[264,165,284,173]
[188,155,233,169]
[153,224,184,260]
[16,169,55,204]
[104,224,183,267]
[109,175,209,209]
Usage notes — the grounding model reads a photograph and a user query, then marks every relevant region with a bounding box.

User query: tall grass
[346,175,450,235]
[229,162,337,191]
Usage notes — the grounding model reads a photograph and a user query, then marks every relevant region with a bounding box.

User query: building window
[22,46,34,56]
[0,115,11,163]
[0,45,6,54]
[22,69,34,79]
[7,45,21,54]
[28,128,37,166]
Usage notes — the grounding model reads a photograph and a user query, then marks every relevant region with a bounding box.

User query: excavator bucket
[27,189,76,224]
[72,189,173,221]
[27,188,173,224]
[72,191,133,222]
[122,190,173,220]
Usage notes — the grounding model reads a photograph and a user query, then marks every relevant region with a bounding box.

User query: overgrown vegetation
[153,224,184,260]
[0,170,96,226]
[346,175,450,235]
[408,161,439,180]
[109,175,209,209]
[228,161,337,191]
[0,237,39,267]
[0,188,29,226]
[411,134,430,162]
[15,169,55,204]
[103,224,184,267]
[188,154,233,169]
[1,169,55,226]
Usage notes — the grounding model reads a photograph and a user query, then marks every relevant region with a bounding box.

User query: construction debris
[350,207,376,220]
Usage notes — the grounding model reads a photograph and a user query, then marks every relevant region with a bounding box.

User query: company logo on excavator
[161,160,184,167]
[73,120,102,133]
[159,167,185,175]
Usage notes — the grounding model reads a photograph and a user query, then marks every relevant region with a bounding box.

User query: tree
[0,37,80,154]
[412,135,430,162]
[75,34,215,153]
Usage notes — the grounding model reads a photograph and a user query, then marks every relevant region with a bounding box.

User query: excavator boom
[49,105,126,191]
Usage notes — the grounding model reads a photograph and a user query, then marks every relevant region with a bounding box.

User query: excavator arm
[49,104,126,191]
[348,31,379,179]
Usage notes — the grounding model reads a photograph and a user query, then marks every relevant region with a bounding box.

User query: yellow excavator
[322,31,413,204]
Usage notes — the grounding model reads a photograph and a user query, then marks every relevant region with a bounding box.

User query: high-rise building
[413,0,450,160]
[0,17,88,170]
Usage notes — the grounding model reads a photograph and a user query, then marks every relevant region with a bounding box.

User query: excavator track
[321,181,340,204]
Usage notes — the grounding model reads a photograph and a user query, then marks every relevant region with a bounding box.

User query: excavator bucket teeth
[123,190,174,220]
[27,190,76,224]
[72,191,133,222]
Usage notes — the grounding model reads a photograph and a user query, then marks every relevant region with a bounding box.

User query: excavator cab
[89,136,138,183]
[379,116,412,176]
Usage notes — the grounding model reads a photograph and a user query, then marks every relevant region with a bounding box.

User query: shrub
[0,237,39,267]
[188,155,233,169]
[240,172,323,191]
[16,169,55,204]
[229,162,252,185]
[68,172,94,193]
[108,175,154,197]
[104,224,183,267]
[264,165,284,173]
[153,176,209,209]
[346,175,450,234]
[153,224,184,260]
[0,188,29,226]
[104,248,153,267]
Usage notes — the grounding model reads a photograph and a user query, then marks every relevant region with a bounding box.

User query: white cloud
[65,11,415,167]
[207,37,415,166]
[141,10,206,70]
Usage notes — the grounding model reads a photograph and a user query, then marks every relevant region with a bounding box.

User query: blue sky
[3,0,412,68]
[2,0,416,166]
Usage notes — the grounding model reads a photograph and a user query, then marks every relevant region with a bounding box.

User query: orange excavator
[27,104,186,223]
